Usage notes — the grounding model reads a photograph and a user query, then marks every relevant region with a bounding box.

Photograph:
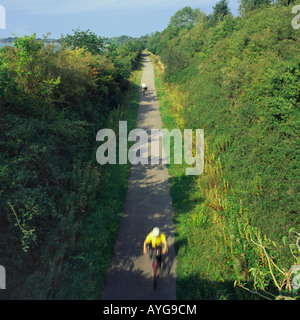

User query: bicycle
[147,245,162,290]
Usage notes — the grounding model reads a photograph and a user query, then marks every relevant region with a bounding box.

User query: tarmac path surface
[101,53,176,300]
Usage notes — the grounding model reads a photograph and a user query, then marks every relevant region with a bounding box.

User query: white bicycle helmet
[153,227,160,237]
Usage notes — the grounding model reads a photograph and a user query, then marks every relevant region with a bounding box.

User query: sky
[0,0,240,39]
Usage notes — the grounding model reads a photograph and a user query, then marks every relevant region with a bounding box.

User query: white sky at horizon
[0,0,240,39]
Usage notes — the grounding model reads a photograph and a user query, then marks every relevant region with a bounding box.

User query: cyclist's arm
[143,239,148,254]
[162,235,167,254]
[143,234,151,254]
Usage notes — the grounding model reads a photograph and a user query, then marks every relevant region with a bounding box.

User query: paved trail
[101,53,176,300]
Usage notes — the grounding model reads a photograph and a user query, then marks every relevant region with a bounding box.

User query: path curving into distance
[101,53,176,300]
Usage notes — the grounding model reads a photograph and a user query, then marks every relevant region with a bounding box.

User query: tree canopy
[212,0,232,23]
[59,28,107,55]
[238,0,271,14]
[166,6,201,38]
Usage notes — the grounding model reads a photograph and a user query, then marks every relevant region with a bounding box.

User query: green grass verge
[151,56,249,300]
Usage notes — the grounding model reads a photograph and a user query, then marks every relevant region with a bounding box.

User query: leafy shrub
[148,4,299,299]
[0,32,142,299]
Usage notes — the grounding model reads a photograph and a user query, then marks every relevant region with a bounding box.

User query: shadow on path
[101,53,176,300]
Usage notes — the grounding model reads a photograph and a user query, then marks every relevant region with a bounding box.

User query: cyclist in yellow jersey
[143,227,167,270]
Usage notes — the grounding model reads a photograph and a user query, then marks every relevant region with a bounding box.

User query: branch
[249,232,281,290]
[290,236,300,262]
[8,202,25,232]
[8,202,35,234]
[235,282,272,300]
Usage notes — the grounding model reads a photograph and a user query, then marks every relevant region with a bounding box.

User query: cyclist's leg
[147,243,153,259]
[156,246,162,269]
[152,252,159,279]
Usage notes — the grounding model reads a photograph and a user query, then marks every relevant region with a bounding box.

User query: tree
[239,0,272,15]
[166,6,201,39]
[212,0,232,23]
[59,28,106,55]
[276,0,297,6]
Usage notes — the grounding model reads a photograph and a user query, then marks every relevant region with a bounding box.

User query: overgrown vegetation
[1,0,299,301]
[146,1,299,300]
[0,31,143,299]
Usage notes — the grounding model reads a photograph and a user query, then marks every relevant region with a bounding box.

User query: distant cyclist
[143,227,167,270]
[142,82,147,94]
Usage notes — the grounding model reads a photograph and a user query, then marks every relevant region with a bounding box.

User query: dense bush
[148,3,299,299]
[0,32,143,299]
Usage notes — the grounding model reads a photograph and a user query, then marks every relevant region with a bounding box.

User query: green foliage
[107,39,144,82]
[160,46,191,78]
[275,0,297,6]
[146,31,168,55]
[207,0,232,26]
[148,3,300,300]
[59,28,106,55]
[107,35,135,46]
[239,0,272,15]
[166,6,202,39]
[168,6,199,29]
[0,32,142,299]
[235,229,300,300]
